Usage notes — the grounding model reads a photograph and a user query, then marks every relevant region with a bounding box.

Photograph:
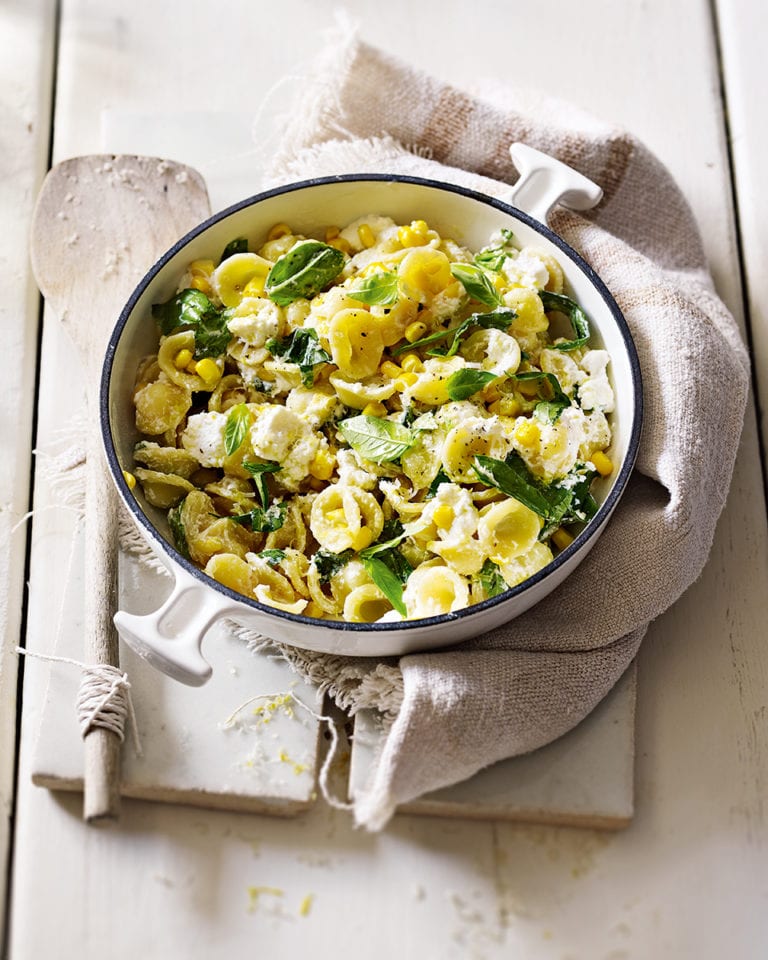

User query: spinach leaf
[265,327,331,387]
[474,229,516,272]
[250,376,274,394]
[450,263,502,307]
[338,415,415,463]
[361,556,408,617]
[445,368,497,401]
[151,288,231,359]
[392,308,516,358]
[555,462,599,525]
[193,307,233,359]
[360,519,407,557]
[473,452,598,539]
[348,271,399,305]
[219,237,248,262]
[224,403,252,457]
[426,468,451,498]
[510,371,571,422]
[477,559,507,598]
[256,549,286,566]
[168,501,189,559]
[232,501,287,533]
[242,459,281,508]
[540,291,590,352]
[473,451,575,533]
[265,240,345,306]
[312,548,354,583]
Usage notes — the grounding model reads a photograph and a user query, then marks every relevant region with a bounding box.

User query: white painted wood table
[2,1,767,957]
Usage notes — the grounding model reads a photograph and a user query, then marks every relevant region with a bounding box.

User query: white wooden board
[32,542,323,815]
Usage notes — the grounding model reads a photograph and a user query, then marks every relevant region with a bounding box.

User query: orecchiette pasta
[129,215,615,623]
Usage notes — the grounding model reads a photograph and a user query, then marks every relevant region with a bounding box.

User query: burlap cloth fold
[224,34,749,831]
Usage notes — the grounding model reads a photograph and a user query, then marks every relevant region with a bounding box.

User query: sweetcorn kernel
[173,348,193,369]
[433,504,454,529]
[405,321,428,343]
[324,226,340,241]
[309,449,335,481]
[400,353,424,373]
[362,401,387,418]
[267,222,292,240]
[189,276,212,295]
[551,527,574,551]
[328,237,352,255]
[411,220,429,235]
[379,361,402,379]
[186,360,199,374]
[358,223,376,248]
[514,419,541,447]
[122,470,136,490]
[195,358,221,386]
[590,450,614,477]
[394,371,419,390]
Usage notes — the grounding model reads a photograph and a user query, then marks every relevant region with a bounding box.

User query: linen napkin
[232,34,749,831]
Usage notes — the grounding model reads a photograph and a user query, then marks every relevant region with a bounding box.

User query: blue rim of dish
[101,173,644,634]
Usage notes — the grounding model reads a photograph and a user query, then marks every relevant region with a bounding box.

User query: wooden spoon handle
[82,424,121,821]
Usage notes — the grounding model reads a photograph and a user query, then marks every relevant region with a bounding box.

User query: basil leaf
[445,369,497,401]
[478,559,507,598]
[168,501,189,559]
[473,453,563,519]
[474,229,516,272]
[232,501,287,533]
[540,291,590,352]
[362,556,407,617]
[312,548,354,583]
[338,415,415,463]
[510,371,571,423]
[152,288,215,335]
[450,263,502,307]
[224,403,251,457]
[348,271,399,305]
[426,468,451,498]
[265,240,345,306]
[242,459,281,508]
[256,549,286,566]
[220,237,248,262]
[266,328,331,387]
[360,526,408,559]
[393,308,515,358]
[151,288,231,359]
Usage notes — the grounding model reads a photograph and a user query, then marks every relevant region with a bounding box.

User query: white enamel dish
[102,144,643,685]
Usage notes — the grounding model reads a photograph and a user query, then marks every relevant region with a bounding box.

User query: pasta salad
[127,215,615,623]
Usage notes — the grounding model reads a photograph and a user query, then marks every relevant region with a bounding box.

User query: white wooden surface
[0,0,56,931]
[5,1,768,957]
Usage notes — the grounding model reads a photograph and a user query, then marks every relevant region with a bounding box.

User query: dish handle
[506,143,603,224]
[114,565,237,686]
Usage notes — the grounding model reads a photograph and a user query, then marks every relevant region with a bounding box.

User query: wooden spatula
[29,155,211,820]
